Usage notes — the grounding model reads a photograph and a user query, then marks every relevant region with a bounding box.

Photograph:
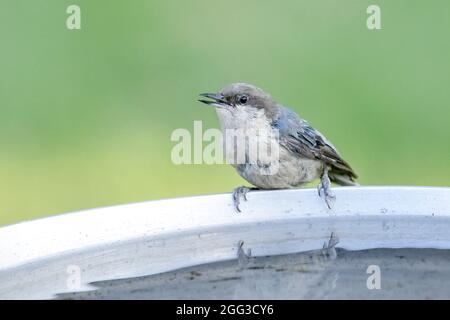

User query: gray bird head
[199,83,279,124]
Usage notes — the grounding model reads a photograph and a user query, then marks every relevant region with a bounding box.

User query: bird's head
[199,83,278,124]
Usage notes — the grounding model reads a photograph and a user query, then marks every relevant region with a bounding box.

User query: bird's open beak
[198,93,228,108]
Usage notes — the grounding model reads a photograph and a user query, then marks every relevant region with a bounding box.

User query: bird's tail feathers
[329,172,360,186]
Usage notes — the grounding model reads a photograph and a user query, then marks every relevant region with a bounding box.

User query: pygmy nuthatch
[199,83,358,212]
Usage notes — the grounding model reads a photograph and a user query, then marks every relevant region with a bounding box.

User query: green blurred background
[1,0,449,226]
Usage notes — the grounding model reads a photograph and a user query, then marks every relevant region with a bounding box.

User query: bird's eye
[238,95,248,104]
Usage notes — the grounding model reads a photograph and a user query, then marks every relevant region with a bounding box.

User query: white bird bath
[1,186,449,299]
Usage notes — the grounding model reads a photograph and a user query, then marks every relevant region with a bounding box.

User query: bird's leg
[232,186,259,213]
[317,166,336,209]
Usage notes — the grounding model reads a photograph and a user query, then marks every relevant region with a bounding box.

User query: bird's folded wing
[274,106,357,179]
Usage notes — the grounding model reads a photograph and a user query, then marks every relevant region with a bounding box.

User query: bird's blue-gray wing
[273,106,357,180]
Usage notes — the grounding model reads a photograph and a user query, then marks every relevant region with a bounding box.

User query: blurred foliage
[1,0,449,225]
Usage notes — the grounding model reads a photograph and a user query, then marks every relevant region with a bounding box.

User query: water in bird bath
[57,247,450,299]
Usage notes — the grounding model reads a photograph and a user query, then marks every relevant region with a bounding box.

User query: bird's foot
[232,186,257,213]
[317,183,335,209]
[317,168,336,209]
[237,240,252,267]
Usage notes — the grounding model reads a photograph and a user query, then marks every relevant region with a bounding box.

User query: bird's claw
[318,168,336,209]
[232,186,251,213]
[318,183,336,209]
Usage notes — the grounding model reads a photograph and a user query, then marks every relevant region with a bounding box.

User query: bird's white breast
[216,105,276,165]
[215,105,323,189]
[215,105,271,131]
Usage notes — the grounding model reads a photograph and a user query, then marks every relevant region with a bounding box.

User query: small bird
[199,83,358,212]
